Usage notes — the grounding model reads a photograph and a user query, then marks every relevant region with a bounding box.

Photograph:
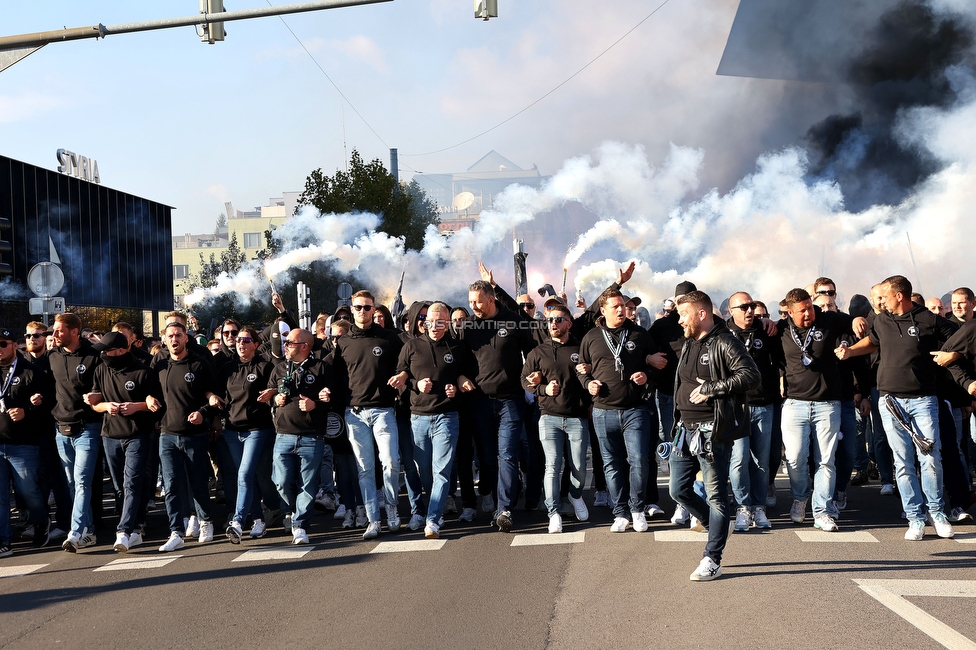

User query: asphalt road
[2,470,976,650]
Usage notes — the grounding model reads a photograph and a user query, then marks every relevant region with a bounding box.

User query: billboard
[0,154,173,311]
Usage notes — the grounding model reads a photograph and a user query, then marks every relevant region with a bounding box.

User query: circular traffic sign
[27,261,65,297]
[337,282,352,300]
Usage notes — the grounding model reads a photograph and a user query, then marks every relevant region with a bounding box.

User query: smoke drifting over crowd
[186,0,976,316]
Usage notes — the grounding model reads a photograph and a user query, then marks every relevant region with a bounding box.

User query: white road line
[0,564,48,578]
[854,579,976,649]
[233,547,316,562]
[370,540,447,554]
[653,530,709,542]
[953,532,976,544]
[93,555,183,572]
[794,530,878,542]
[510,532,585,547]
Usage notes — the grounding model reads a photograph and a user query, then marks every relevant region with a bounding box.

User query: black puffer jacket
[672,321,761,443]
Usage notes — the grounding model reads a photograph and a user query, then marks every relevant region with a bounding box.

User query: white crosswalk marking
[0,564,48,578]
[94,556,183,572]
[855,579,976,649]
[511,532,585,546]
[233,547,316,561]
[953,532,976,544]
[794,530,878,542]
[370,540,447,553]
[653,530,709,542]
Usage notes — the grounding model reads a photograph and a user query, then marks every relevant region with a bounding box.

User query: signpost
[27,261,66,325]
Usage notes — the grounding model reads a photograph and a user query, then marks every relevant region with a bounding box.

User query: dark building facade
[0,154,173,312]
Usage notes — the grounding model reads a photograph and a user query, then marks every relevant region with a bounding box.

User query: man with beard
[671,291,759,580]
[90,332,160,553]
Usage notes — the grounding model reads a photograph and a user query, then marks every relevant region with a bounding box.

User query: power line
[401,0,671,158]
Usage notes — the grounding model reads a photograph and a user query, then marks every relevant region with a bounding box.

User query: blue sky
[2,0,814,236]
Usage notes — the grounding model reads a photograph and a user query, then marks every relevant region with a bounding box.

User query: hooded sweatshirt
[49,338,101,424]
[775,308,852,402]
[92,353,161,439]
[396,333,474,414]
[521,336,590,417]
[459,304,537,399]
[333,322,404,408]
[219,355,275,430]
[869,304,958,398]
[578,317,657,410]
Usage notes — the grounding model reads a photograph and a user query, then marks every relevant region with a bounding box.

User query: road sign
[27,261,65,296]
[29,297,65,315]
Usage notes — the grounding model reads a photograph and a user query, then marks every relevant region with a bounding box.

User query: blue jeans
[833,401,858,497]
[224,427,273,524]
[319,444,336,497]
[470,396,525,513]
[730,404,773,508]
[869,387,895,484]
[102,435,149,534]
[0,444,48,546]
[854,404,870,470]
[591,407,651,518]
[272,433,325,530]
[878,395,944,522]
[159,433,214,534]
[780,399,840,518]
[397,412,424,515]
[345,407,400,524]
[411,412,460,524]
[538,415,588,517]
[669,433,733,564]
[55,423,102,534]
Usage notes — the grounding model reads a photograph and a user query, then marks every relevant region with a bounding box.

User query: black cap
[93,331,129,352]
[848,294,872,318]
[622,295,642,307]
[0,328,14,341]
[674,281,697,297]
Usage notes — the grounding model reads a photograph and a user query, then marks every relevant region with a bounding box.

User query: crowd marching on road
[3,264,976,582]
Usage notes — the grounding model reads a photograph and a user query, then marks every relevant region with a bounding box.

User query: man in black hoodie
[671,291,759,581]
[332,289,404,540]
[394,300,431,530]
[837,275,957,540]
[523,304,591,534]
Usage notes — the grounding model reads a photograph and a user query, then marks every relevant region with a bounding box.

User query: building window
[174,264,189,279]
[244,232,262,249]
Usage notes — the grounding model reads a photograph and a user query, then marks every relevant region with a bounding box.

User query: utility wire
[401,0,671,158]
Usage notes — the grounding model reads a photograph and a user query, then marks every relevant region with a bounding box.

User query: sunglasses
[519,303,535,310]
[27,333,47,339]
[352,304,374,312]
[816,289,837,297]
[546,316,568,324]
[417,314,426,321]
[779,310,789,317]
[237,337,255,345]
[336,314,351,321]
[222,329,239,336]
[0,341,13,348]
[731,302,756,312]
[283,341,307,347]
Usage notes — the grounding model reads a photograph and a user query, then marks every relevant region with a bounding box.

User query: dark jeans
[469,395,524,512]
[669,430,733,564]
[102,434,149,534]
[159,433,214,534]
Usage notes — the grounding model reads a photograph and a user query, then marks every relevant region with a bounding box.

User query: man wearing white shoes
[670,291,760,581]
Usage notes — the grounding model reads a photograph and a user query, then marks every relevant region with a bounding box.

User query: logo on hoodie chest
[497,328,509,338]
[700,352,710,366]
[444,353,454,364]
[624,341,636,351]
[372,346,383,357]
[246,373,258,383]
[570,353,580,363]
[907,326,919,338]
[76,364,87,375]
[184,372,195,383]
[125,380,136,391]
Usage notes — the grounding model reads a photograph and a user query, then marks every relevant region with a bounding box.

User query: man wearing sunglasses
[333,290,405,539]
[522,304,590,533]
[726,292,782,532]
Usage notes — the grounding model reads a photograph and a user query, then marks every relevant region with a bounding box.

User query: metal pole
[0,0,392,49]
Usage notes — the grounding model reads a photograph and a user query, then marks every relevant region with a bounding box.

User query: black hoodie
[869,304,957,398]
[459,304,537,399]
[727,317,783,406]
[49,338,102,424]
[268,354,339,435]
[0,357,51,445]
[396,332,474,414]
[219,355,275,430]
[578,317,657,410]
[151,352,219,435]
[92,353,161,439]
[775,308,852,402]
[522,336,590,417]
[333,322,404,408]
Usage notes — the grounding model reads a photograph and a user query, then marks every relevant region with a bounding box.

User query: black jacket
[578,317,657,410]
[776,309,852,402]
[673,322,761,443]
[396,333,474,414]
[49,340,101,424]
[151,351,219,435]
[459,305,537,399]
[269,355,339,435]
[943,319,976,393]
[91,353,161,439]
[869,305,957,398]
[0,358,50,445]
[333,323,404,408]
[726,318,782,406]
[649,310,683,395]
[522,336,590,418]
[219,356,275,430]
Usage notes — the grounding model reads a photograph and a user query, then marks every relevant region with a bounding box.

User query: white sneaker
[250,519,267,539]
[905,519,925,541]
[341,509,356,529]
[814,514,838,532]
[128,530,144,548]
[880,483,895,496]
[480,494,495,513]
[386,504,401,532]
[68,528,96,551]
[292,527,309,545]
[568,495,589,521]
[333,504,347,520]
[548,513,563,534]
[689,516,706,532]
[458,508,477,522]
[753,507,772,529]
[226,520,243,544]
[734,505,753,532]
[198,520,214,543]
[159,532,185,552]
[632,511,648,532]
[949,506,973,523]
[444,496,458,515]
[407,513,424,531]
[114,532,130,553]
[424,521,441,539]
[790,499,807,524]
[690,556,722,581]
[185,515,200,538]
[61,530,81,552]
[928,512,955,539]
[610,517,629,533]
[593,490,610,507]
[355,506,368,527]
[671,504,690,526]
[645,503,665,519]
[363,521,381,540]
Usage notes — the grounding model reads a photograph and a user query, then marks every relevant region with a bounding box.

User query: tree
[214,212,228,237]
[296,149,439,251]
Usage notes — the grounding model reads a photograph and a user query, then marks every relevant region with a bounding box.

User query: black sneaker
[32,518,52,548]
[495,510,513,532]
[0,544,12,558]
[850,469,869,486]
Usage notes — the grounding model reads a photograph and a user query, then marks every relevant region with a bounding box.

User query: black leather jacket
[672,321,761,443]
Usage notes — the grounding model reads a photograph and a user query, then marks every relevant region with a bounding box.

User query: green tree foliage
[296,149,439,251]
